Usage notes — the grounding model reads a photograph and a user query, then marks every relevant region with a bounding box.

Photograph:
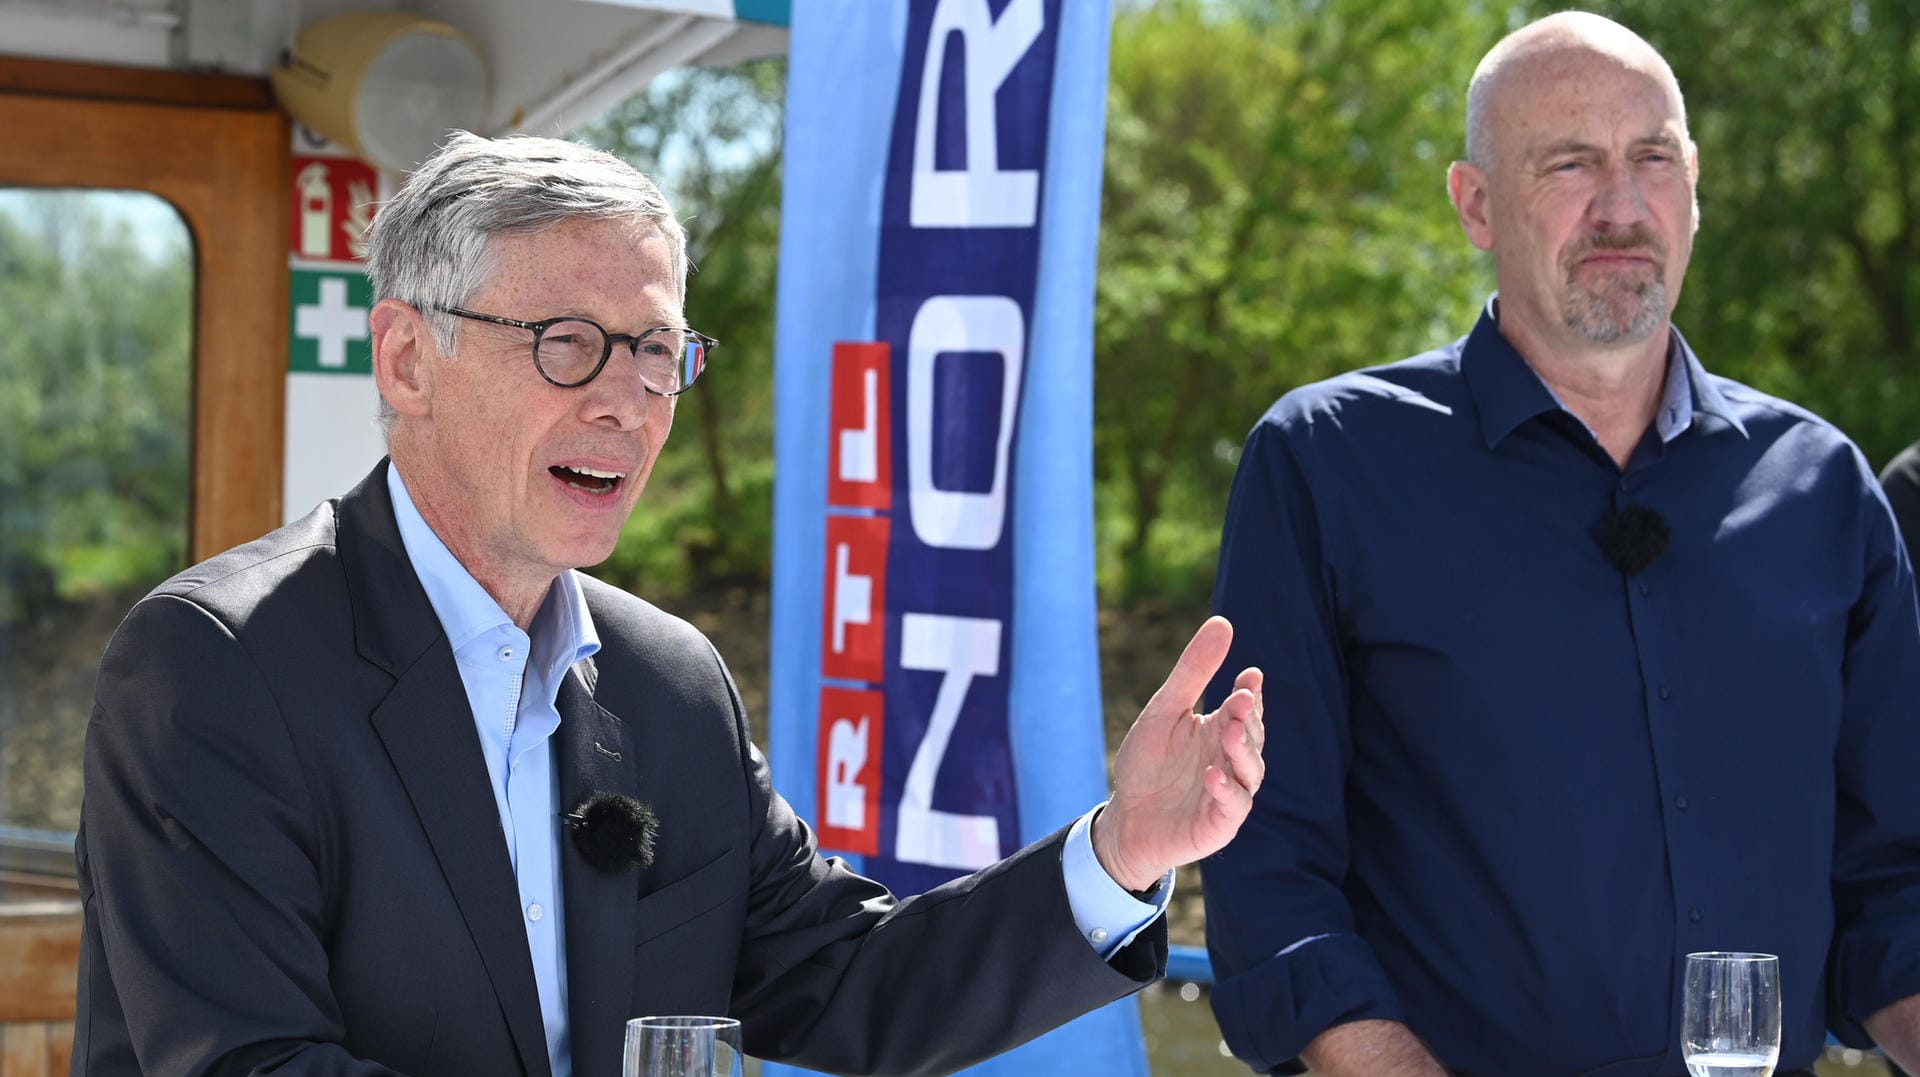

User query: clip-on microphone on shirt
[1596,503,1671,576]
[564,791,658,872]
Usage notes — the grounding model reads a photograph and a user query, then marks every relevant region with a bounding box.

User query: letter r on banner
[817,687,884,855]
[910,0,1044,228]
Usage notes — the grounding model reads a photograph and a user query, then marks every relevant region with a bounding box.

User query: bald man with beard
[1199,13,1920,1077]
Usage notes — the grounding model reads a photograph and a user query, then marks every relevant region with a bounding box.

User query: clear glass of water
[1683,952,1781,1077]
[622,1016,744,1077]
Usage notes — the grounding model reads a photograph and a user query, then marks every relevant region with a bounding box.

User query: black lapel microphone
[1595,503,1671,576]
[564,792,658,872]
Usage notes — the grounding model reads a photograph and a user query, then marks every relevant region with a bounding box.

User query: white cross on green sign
[289,267,372,375]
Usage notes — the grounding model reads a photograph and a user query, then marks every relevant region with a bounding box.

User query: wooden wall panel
[0,906,81,1024]
[43,1023,71,1077]
[0,1021,48,1077]
[0,1020,70,1077]
[0,55,273,109]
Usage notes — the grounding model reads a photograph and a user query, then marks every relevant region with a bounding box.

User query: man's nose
[578,343,654,430]
[1589,161,1651,229]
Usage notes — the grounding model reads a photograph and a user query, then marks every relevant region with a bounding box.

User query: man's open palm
[1092,616,1265,892]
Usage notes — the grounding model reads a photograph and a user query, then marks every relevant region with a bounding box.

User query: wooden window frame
[0,56,290,560]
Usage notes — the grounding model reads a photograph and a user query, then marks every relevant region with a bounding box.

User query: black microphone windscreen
[1596,503,1671,576]
[565,792,658,872]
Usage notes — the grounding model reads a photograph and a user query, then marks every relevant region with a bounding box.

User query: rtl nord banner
[767,0,1137,1074]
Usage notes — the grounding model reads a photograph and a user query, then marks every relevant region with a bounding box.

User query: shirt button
[1675,795,1689,810]
[498,645,515,662]
[511,759,521,772]
[1638,582,1651,597]
[1657,685,1671,701]
[1089,927,1110,944]
[527,903,543,922]
[1688,907,1702,923]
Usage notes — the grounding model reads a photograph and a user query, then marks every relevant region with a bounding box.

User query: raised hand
[1090,616,1265,892]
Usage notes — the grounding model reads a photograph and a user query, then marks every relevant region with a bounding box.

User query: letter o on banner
[906,295,1025,551]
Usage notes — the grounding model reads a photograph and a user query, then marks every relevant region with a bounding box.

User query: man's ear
[1687,138,1702,235]
[1448,160,1495,252]
[371,299,435,418]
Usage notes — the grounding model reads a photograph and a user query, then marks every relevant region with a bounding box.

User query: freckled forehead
[1494,47,1688,156]
[482,218,681,325]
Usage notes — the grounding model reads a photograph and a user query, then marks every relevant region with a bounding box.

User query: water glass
[1682,952,1781,1077]
[622,1016,744,1077]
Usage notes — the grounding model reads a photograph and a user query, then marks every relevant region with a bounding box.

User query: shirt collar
[1460,297,1560,449]
[532,564,601,680]
[1462,295,1748,449]
[385,465,600,675]
[1672,323,1749,439]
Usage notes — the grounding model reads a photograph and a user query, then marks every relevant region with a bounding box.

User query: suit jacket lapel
[340,460,554,1077]
[555,661,642,1077]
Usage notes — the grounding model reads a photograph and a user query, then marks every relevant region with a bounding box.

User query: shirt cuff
[1210,931,1406,1074]
[1828,922,1920,1047]
[1061,804,1172,959]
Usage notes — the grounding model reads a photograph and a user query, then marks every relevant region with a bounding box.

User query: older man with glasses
[72,133,1268,1077]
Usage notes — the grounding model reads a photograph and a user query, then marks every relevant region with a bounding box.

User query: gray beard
[1564,274,1667,345]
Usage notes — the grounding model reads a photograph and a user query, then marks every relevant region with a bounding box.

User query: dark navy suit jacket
[73,462,1163,1077]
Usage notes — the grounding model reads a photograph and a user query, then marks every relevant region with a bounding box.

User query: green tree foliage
[577,61,786,596]
[0,195,192,622]
[1592,0,1920,467]
[1096,0,1504,599]
[562,1,1919,605]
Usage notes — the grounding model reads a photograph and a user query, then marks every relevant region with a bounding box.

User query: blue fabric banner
[766,0,1138,1073]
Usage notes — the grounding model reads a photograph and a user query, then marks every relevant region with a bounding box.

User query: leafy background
[575,0,1920,607]
[1,3,1912,1070]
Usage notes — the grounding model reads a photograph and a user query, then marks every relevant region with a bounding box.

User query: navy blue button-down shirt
[1202,303,1920,1076]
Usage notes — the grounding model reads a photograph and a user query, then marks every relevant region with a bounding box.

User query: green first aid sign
[289,267,373,375]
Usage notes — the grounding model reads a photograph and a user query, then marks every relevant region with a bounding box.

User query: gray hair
[1464,60,1499,169]
[365,132,687,429]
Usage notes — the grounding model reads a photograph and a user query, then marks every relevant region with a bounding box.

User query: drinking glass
[1682,952,1781,1077]
[622,1016,744,1077]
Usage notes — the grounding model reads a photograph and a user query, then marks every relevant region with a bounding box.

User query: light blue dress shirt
[386,465,1166,1077]
[389,467,595,1077]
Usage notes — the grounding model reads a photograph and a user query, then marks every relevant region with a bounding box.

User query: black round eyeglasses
[436,306,717,396]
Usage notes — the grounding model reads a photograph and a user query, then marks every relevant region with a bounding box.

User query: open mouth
[550,465,625,495]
